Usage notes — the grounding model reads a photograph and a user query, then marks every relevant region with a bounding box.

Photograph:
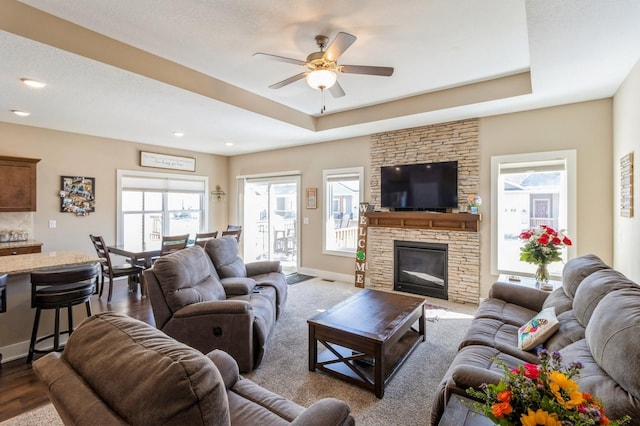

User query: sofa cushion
[541,287,573,315]
[518,307,559,351]
[206,237,247,278]
[560,339,640,421]
[585,287,640,402]
[473,297,539,327]
[573,269,638,326]
[61,312,231,425]
[543,310,584,352]
[152,246,226,312]
[561,253,609,299]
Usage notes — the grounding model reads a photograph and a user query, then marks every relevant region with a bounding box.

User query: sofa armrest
[173,300,252,317]
[290,398,354,426]
[246,260,282,276]
[220,277,256,295]
[451,365,504,390]
[206,349,240,389]
[488,281,549,311]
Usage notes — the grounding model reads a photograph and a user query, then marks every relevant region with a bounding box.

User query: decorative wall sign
[305,188,317,209]
[620,152,634,217]
[140,151,196,172]
[354,202,369,288]
[60,176,95,216]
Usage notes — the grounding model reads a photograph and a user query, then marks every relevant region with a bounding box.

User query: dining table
[107,242,163,295]
[108,242,162,268]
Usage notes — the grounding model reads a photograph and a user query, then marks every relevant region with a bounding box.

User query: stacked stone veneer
[368,119,480,304]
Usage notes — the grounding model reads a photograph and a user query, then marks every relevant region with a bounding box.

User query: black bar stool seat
[28,263,99,364]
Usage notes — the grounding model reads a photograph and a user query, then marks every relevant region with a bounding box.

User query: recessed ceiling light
[20,78,46,89]
[11,110,31,117]
[224,141,234,146]
[172,131,184,137]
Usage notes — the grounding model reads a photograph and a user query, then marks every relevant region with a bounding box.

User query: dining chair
[89,235,145,303]
[221,229,241,242]
[160,234,190,255]
[226,225,242,231]
[194,231,218,247]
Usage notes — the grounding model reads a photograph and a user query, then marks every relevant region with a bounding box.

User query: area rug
[0,404,61,425]
[286,273,315,285]
[244,278,476,426]
[4,278,475,426]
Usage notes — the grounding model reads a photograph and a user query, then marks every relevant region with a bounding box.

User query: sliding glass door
[243,176,299,274]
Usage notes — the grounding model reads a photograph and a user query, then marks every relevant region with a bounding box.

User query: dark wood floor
[0,280,154,422]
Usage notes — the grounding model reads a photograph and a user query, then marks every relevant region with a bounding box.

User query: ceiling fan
[254,32,394,103]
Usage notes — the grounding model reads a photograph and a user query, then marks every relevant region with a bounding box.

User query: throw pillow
[518,307,560,351]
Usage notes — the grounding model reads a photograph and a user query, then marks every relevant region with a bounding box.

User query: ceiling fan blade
[268,72,308,89]
[329,81,346,98]
[253,52,307,66]
[340,65,394,76]
[323,32,357,61]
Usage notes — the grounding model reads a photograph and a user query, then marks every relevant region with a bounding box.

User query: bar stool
[27,263,100,364]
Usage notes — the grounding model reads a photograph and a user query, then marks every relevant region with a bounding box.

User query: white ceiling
[1,0,640,156]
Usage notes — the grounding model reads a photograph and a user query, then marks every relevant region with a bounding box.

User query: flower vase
[470,206,478,214]
[535,263,550,284]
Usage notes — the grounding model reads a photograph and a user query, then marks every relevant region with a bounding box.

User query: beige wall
[0,122,228,254]
[479,99,613,296]
[228,136,370,278]
[613,58,640,281]
[0,99,617,297]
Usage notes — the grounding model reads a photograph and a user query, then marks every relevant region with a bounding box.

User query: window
[117,170,208,245]
[491,151,576,278]
[323,167,364,256]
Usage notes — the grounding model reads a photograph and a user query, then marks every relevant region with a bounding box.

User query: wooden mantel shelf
[364,211,480,232]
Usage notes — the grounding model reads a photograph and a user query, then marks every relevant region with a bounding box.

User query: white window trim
[322,166,364,257]
[116,169,209,245]
[490,150,577,276]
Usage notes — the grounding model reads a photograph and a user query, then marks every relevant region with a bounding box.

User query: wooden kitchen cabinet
[0,156,40,212]
[0,244,42,256]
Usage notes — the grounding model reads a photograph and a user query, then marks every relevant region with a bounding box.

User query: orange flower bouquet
[467,350,631,425]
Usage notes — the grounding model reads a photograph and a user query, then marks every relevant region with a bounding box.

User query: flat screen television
[380,161,458,212]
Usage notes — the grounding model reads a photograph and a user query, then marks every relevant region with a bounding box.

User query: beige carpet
[3,278,476,425]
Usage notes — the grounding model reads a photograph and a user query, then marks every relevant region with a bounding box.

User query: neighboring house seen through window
[491,151,576,278]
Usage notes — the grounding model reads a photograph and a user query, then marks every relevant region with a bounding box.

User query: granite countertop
[0,250,101,275]
[0,240,43,249]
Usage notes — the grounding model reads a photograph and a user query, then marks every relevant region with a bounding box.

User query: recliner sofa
[33,312,354,426]
[143,241,287,372]
[430,254,640,424]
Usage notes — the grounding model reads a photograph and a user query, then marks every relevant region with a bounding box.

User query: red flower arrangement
[519,225,572,266]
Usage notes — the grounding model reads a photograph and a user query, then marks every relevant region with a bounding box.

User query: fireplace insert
[394,240,448,299]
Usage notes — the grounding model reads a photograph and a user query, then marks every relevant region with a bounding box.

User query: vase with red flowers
[519,225,572,284]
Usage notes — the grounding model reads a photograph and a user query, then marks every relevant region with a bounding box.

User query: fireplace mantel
[364,211,480,232]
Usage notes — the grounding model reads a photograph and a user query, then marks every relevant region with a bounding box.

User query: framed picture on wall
[306,188,317,209]
[60,176,96,216]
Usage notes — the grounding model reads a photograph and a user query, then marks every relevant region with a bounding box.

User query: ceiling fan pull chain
[320,87,326,114]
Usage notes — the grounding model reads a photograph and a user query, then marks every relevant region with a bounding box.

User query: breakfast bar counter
[0,250,101,363]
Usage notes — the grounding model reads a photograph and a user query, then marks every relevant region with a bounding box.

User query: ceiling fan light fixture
[306,69,337,90]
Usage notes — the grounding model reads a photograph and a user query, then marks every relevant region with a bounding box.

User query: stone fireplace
[394,240,448,299]
[366,119,480,304]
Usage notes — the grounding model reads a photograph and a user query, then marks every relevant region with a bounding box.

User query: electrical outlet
[48,220,56,229]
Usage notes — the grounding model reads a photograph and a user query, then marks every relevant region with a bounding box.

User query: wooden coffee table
[308,288,425,398]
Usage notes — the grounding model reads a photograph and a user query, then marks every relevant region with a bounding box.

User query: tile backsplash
[0,212,34,241]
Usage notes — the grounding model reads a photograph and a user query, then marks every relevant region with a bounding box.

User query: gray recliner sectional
[143,239,287,372]
[33,312,354,426]
[430,254,640,424]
